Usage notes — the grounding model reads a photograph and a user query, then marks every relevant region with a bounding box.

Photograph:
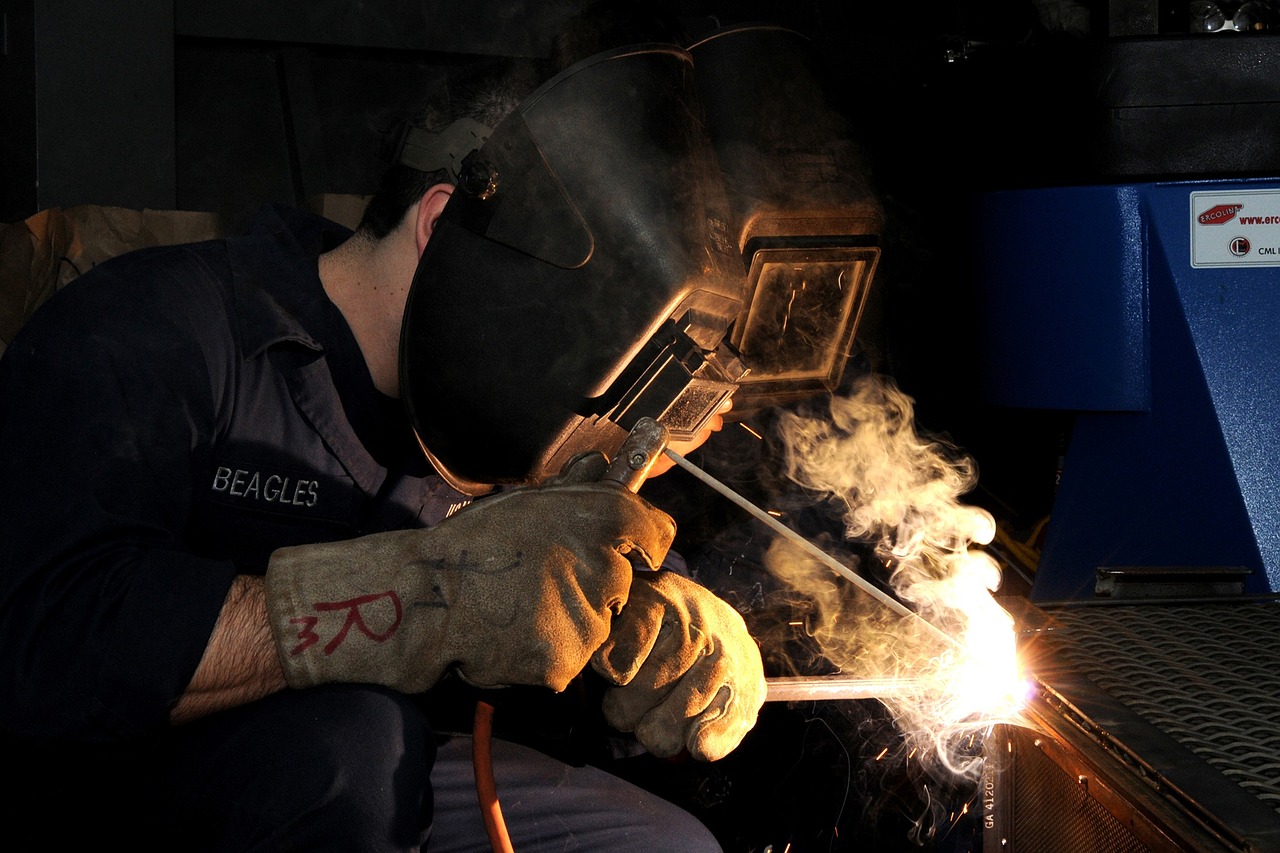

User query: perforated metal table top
[1014,599,1280,850]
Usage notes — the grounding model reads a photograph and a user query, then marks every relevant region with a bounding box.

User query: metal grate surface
[1007,725,1154,853]
[1042,602,1280,813]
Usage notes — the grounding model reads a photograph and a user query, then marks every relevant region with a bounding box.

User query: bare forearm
[171,575,287,724]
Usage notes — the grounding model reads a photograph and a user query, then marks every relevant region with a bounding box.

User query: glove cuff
[263,532,448,692]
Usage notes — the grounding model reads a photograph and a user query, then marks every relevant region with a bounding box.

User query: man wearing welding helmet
[0,49,765,851]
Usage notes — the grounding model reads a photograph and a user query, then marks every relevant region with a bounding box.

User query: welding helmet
[686,24,883,414]
[399,45,747,493]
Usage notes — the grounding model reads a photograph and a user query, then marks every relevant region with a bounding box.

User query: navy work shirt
[0,205,469,743]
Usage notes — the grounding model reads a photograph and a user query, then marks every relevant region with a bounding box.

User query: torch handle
[602,417,670,493]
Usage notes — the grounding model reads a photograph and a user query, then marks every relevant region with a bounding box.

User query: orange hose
[472,700,515,853]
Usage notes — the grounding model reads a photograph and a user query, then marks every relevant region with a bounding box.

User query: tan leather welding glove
[591,570,766,761]
[264,455,675,694]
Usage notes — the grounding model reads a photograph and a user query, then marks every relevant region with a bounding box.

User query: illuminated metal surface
[999,599,1280,851]
[1042,602,1280,813]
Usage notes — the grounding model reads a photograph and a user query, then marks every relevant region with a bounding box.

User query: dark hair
[355,59,545,240]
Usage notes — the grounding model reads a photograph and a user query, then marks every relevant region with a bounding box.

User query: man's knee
[167,685,436,852]
[283,686,436,848]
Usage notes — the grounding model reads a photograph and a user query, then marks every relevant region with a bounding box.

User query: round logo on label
[1230,236,1251,257]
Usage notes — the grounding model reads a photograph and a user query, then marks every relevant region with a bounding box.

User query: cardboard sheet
[0,206,225,356]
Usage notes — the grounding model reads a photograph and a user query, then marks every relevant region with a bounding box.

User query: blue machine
[973,179,1280,602]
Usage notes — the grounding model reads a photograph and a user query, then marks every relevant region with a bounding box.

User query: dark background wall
[4,0,1279,549]
[0,0,1106,224]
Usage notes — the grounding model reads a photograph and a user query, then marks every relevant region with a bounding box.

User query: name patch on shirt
[204,459,358,526]
[212,466,319,507]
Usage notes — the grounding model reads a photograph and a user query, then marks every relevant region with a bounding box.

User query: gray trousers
[67,684,722,852]
[429,733,719,852]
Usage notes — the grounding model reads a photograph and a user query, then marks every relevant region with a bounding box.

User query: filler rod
[665,449,956,648]
[765,675,926,703]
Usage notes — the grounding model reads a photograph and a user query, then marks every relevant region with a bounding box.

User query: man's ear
[414,183,454,257]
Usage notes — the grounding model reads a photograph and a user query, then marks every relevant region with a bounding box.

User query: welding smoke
[763,374,1019,784]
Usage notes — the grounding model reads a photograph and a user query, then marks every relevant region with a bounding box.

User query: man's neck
[317,231,415,398]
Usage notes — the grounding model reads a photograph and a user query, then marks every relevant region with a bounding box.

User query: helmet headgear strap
[391,117,493,181]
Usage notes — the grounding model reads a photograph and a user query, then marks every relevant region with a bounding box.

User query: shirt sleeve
[0,251,240,742]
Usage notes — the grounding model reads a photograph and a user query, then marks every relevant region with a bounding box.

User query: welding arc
[664,450,958,649]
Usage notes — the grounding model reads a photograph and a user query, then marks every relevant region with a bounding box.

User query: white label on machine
[1190,189,1280,268]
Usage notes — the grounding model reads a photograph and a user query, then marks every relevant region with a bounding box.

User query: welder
[0,49,765,851]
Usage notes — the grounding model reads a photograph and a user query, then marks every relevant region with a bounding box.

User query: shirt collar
[227,204,353,359]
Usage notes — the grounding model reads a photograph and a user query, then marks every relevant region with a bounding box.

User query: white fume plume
[765,374,1023,780]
